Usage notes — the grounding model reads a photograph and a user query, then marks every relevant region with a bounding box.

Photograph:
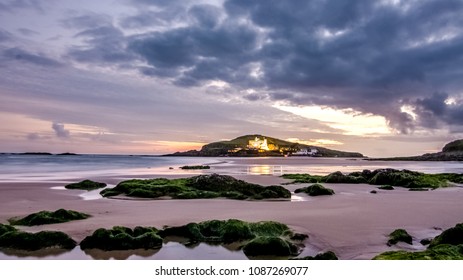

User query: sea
[0,154,462,182]
[0,154,462,260]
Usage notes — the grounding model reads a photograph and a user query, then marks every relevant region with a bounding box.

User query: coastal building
[248,137,271,151]
[293,148,319,156]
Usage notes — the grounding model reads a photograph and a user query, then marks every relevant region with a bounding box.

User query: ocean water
[0,155,462,260]
[0,154,462,182]
[0,154,216,182]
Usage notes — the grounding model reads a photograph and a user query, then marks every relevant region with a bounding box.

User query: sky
[0,0,463,157]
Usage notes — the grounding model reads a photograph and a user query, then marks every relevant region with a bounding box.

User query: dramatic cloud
[52,122,70,138]
[115,0,463,132]
[1,47,62,67]
[0,0,45,13]
[1,0,463,156]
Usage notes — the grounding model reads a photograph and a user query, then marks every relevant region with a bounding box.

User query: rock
[9,209,90,226]
[0,231,76,251]
[293,251,338,260]
[387,229,413,246]
[429,223,463,248]
[373,244,463,260]
[243,236,298,256]
[65,179,107,191]
[80,226,162,251]
[295,184,335,196]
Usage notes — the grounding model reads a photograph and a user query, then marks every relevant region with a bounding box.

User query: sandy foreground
[1,173,463,260]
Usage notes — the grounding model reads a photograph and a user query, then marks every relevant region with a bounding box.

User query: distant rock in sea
[368,139,463,161]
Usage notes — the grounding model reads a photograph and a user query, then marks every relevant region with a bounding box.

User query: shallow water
[0,242,248,260]
[0,155,461,183]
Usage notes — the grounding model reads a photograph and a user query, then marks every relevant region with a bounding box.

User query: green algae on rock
[294,183,335,196]
[387,229,413,246]
[80,226,163,251]
[9,209,90,226]
[0,230,77,251]
[159,219,306,257]
[283,168,463,189]
[101,174,291,200]
[65,179,107,191]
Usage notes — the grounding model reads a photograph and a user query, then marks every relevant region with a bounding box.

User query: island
[165,134,364,157]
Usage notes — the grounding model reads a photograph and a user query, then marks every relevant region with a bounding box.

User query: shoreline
[1,170,463,259]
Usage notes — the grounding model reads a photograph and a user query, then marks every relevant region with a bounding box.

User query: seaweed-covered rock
[180,165,210,169]
[65,179,106,190]
[429,223,463,247]
[378,185,394,190]
[375,223,463,260]
[293,251,338,260]
[0,231,76,251]
[80,226,162,250]
[387,229,413,246]
[243,236,298,256]
[281,174,324,184]
[295,184,335,196]
[283,168,462,189]
[290,233,309,241]
[420,239,432,246]
[101,174,290,200]
[9,209,90,226]
[325,171,366,184]
[373,244,463,260]
[159,219,304,258]
[0,223,17,236]
[159,219,298,248]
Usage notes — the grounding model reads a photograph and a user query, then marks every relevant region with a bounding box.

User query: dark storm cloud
[1,47,62,67]
[415,93,463,127]
[17,28,39,36]
[0,0,45,13]
[64,14,135,64]
[61,0,463,133]
[0,29,13,42]
[61,13,112,29]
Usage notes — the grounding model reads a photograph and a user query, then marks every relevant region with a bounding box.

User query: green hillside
[167,134,363,157]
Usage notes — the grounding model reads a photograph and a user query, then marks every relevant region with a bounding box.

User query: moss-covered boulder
[387,229,413,246]
[0,223,17,236]
[292,251,338,260]
[375,223,463,260]
[180,165,210,169]
[281,174,324,184]
[283,169,463,189]
[373,244,463,260]
[9,209,90,226]
[243,236,298,256]
[295,184,335,196]
[0,231,76,251]
[159,220,292,243]
[429,223,463,248]
[80,226,163,251]
[378,185,394,190]
[101,174,290,200]
[65,179,106,190]
[324,171,366,183]
[160,219,304,257]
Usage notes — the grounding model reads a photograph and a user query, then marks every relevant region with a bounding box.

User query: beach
[0,156,462,259]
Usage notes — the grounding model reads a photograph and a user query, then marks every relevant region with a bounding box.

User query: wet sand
[1,171,463,260]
